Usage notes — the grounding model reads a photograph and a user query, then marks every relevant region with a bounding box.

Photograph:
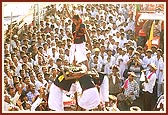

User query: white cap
[86,50,91,54]
[13,35,18,38]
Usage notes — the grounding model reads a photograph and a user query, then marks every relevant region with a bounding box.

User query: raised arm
[82,28,92,51]
[64,4,73,20]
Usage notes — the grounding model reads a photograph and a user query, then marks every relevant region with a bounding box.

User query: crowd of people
[3,3,164,112]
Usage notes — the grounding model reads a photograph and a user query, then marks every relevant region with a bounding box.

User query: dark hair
[13,82,20,88]
[20,91,27,102]
[7,85,15,93]
[137,46,143,51]
[73,15,80,20]
[22,102,27,110]
[157,49,163,54]
[56,58,62,62]
[94,55,98,59]
[23,76,29,81]
[44,72,50,77]
[13,76,18,80]
[36,72,42,77]
[19,69,25,74]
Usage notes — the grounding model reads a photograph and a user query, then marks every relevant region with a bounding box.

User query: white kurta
[142,56,155,76]
[142,72,157,94]
[104,55,116,66]
[104,63,112,76]
[154,58,164,97]
[100,75,109,102]
[116,54,127,80]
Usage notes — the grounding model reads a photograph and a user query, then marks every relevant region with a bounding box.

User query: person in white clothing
[153,49,164,97]
[104,57,112,76]
[48,64,87,111]
[77,72,100,111]
[104,49,116,66]
[92,69,109,109]
[142,49,155,76]
[64,4,91,69]
[21,86,45,111]
[118,33,127,48]
[91,55,102,72]
[116,48,128,80]
[4,94,20,111]
[142,63,157,111]
[156,59,164,98]
[4,83,25,111]
[91,48,103,65]
[35,72,48,92]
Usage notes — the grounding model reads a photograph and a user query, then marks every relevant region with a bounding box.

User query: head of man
[72,15,81,25]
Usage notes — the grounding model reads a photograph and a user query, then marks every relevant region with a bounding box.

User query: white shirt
[4,102,19,111]
[104,63,112,76]
[31,97,43,111]
[153,56,163,79]
[142,72,157,93]
[108,43,117,52]
[118,38,127,48]
[142,56,155,75]
[104,55,116,66]
[64,54,70,63]
[35,80,48,91]
[91,55,103,65]
[116,55,127,79]
[11,91,21,105]
[112,75,116,84]
[154,57,164,83]
[91,62,102,72]
[21,97,43,111]
[15,63,22,76]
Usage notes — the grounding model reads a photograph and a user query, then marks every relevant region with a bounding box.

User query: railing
[3,3,56,39]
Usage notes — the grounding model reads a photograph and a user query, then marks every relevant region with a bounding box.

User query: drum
[109,95,117,102]
[109,95,118,107]
[63,93,76,107]
[130,106,141,111]
[117,93,126,102]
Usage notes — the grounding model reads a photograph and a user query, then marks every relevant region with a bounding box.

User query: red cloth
[79,18,82,23]
[147,72,155,79]
[123,79,129,89]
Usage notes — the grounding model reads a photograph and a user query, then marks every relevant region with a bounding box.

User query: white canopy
[138,13,164,20]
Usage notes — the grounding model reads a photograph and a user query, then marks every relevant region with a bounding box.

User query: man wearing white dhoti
[48,67,84,111]
[92,71,109,109]
[64,4,91,69]
[77,74,100,111]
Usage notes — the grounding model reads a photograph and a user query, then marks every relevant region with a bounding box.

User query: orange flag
[147,21,154,49]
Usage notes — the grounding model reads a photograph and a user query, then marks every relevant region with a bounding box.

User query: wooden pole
[9,12,13,40]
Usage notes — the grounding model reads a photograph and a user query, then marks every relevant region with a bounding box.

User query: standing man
[64,4,92,69]
[142,63,157,111]
[92,69,109,110]
[109,65,122,97]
